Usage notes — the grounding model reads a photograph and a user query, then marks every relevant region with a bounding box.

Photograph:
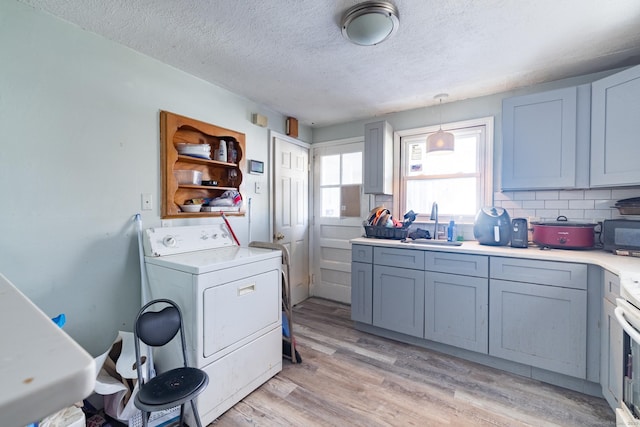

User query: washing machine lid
[145,245,280,274]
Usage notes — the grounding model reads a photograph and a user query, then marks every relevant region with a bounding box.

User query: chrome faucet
[430,202,439,240]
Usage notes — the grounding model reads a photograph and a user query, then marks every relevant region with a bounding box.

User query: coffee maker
[511,218,528,248]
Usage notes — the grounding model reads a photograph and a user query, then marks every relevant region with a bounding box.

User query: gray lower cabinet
[351,245,373,324]
[601,270,623,409]
[351,261,373,324]
[425,272,488,353]
[489,257,588,379]
[373,265,425,337]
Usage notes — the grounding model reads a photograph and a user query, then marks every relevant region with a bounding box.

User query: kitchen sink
[401,239,462,247]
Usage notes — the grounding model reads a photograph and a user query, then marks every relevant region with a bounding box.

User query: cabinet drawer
[603,270,620,304]
[352,244,373,263]
[374,247,424,270]
[490,257,587,290]
[425,252,488,277]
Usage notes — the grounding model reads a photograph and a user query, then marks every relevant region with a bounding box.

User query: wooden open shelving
[160,110,246,219]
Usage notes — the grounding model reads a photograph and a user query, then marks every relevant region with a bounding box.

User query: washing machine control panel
[144,224,234,256]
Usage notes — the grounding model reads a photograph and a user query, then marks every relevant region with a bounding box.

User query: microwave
[603,219,640,253]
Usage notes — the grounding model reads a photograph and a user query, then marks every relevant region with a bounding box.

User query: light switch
[255,182,263,194]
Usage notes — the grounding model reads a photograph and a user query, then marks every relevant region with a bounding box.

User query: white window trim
[392,116,494,219]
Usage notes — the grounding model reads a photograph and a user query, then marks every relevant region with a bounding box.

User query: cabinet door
[425,272,488,353]
[591,64,640,187]
[351,262,373,324]
[502,85,589,190]
[489,279,587,378]
[601,297,623,410]
[363,121,393,195]
[373,265,424,337]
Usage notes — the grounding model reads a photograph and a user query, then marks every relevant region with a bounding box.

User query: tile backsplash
[494,187,640,223]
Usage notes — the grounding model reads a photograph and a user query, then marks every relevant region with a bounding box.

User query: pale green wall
[0,1,310,355]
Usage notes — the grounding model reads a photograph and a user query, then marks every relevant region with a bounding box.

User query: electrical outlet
[141,193,152,210]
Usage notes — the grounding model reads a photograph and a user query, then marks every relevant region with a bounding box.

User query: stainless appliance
[473,207,511,246]
[604,219,640,255]
[615,274,640,426]
[510,218,528,248]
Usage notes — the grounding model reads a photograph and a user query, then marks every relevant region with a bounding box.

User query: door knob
[275,232,285,241]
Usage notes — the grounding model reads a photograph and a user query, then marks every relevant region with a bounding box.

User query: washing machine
[143,224,282,425]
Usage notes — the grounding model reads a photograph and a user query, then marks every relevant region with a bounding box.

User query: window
[399,117,493,222]
[319,151,363,218]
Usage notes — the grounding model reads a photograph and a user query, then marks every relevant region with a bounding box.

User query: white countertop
[0,273,95,427]
[351,237,640,283]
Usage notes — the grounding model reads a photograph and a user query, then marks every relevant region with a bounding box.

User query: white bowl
[179,204,202,213]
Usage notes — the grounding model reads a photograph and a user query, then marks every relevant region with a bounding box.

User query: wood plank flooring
[211,298,615,427]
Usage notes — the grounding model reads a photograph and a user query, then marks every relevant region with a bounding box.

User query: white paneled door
[312,140,368,303]
[273,135,310,305]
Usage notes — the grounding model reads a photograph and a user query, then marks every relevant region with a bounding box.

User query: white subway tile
[545,200,569,209]
[536,191,559,200]
[612,187,640,200]
[569,199,595,209]
[494,192,511,201]
[523,200,545,209]
[559,190,585,200]
[536,209,560,219]
[584,189,612,199]
[501,200,523,210]
[513,191,536,200]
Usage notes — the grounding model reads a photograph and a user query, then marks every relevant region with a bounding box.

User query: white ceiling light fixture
[427,93,455,153]
[341,1,399,46]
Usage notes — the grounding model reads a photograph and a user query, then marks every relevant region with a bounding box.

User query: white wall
[0,1,309,356]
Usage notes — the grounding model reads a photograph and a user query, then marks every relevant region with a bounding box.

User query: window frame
[393,116,494,223]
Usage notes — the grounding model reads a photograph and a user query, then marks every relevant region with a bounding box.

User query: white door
[273,134,310,305]
[312,139,368,303]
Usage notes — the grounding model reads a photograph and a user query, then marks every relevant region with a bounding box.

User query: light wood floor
[211,298,615,427]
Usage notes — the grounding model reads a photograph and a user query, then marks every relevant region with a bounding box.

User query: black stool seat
[135,367,208,411]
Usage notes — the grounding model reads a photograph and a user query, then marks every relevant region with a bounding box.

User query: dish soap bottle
[217,139,227,162]
[447,219,456,242]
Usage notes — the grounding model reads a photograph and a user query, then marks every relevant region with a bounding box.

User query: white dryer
[143,224,282,425]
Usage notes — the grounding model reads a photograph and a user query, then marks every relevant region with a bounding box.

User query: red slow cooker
[531,215,598,249]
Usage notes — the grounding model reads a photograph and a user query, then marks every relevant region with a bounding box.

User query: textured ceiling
[18,0,640,127]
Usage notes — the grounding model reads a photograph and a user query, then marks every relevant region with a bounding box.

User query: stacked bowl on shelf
[176,143,211,159]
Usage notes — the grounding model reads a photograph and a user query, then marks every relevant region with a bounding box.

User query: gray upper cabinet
[363,121,393,194]
[591,64,640,187]
[501,85,590,190]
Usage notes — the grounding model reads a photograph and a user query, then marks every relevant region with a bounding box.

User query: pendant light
[341,1,399,46]
[427,94,455,153]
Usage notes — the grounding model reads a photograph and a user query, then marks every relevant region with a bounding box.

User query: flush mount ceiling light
[427,93,455,153]
[341,1,399,46]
